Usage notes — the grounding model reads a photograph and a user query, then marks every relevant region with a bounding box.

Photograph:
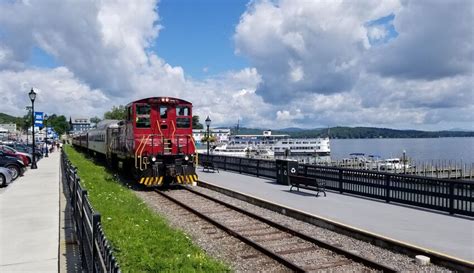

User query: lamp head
[205,116,211,127]
[29,88,37,102]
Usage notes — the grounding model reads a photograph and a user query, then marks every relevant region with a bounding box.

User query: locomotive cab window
[176,117,190,128]
[176,106,189,116]
[160,106,168,119]
[136,104,151,128]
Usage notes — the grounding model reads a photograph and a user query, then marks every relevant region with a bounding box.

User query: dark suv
[0,150,26,180]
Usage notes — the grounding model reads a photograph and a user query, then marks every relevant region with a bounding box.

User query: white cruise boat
[273,137,330,156]
[210,130,330,157]
[212,144,274,159]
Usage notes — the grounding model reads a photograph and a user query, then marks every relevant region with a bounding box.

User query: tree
[104,105,126,120]
[90,116,101,126]
[48,115,69,135]
[200,135,217,143]
[192,115,203,129]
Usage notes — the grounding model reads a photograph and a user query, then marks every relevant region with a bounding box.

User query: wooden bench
[202,161,219,173]
[289,175,326,197]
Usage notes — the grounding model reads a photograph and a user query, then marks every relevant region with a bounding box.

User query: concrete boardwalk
[198,168,474,262]
[0,151,60,272]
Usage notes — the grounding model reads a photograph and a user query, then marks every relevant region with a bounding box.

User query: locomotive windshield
[176,106,189,116]
[136,104,151,128]
[159,106,167,119]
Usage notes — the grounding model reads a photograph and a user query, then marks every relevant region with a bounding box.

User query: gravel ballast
[135,186,451,272]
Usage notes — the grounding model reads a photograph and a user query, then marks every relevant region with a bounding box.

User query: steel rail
[154,189,307,272]
[181,185,398,273]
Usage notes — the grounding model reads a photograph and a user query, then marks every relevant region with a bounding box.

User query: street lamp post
[44,114,49,157]
[25,106,32,144]
[205,116,211,158]
[29,88,38,169]
[403,149,406,174]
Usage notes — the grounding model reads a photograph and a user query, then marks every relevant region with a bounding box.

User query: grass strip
[64,146,230,272]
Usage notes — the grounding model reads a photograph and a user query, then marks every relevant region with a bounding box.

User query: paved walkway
[0,151,63,272]
[198,169,474,262]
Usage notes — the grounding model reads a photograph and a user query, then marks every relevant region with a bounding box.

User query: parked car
[6,143,42,162]
[0,151,26,180]
[0,166,13,186]
[0,145,31,166]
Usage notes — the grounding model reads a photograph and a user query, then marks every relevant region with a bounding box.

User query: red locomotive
[72,97,197,186]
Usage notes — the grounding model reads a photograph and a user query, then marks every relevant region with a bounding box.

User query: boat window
[136,104,151,128]
[176,117,190,128]
[176,106,189,116]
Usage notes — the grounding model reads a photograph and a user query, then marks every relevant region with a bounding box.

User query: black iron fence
[199,154,474,217]
[62,151,121,272]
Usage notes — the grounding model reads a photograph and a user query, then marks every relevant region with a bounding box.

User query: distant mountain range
[2,111,472,138]
[0,112,22,125]
[231,126,474,139]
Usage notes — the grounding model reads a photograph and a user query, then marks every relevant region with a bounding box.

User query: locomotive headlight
[184,156,189,161]
[151,156,156,162]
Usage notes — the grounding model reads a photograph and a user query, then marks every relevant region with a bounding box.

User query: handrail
[134,135,146,169]
[171,120,176,153]
[200,153,474,217]
[188,134,198,166]
[139,135,150,171]
[156,120,164,154]
[61,151,121,272]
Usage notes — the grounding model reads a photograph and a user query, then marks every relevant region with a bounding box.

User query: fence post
[92,213,101,273]
[449,182,455,215]
[80,189,88,271]
[239,158,242,173]
[72,168,78,210]
[385,174,391,203]
[256,160,260,177]
[338,169,343,194]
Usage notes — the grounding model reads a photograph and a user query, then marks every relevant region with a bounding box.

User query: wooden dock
[317,160,474,180]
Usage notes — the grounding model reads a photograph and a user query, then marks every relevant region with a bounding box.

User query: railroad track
[155,186,397,272]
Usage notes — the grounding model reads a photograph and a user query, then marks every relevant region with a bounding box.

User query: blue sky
[27,46,60,68]
[153,0,249,78]
[0,0,472,131]
[26,0,250,78]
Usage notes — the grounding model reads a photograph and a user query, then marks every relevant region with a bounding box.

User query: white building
[193,128,231,144]
[0,123,17,132]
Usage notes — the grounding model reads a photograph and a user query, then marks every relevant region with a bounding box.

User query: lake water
[329,137,474,163]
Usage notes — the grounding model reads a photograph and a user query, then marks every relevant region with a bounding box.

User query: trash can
[275,159,298,185]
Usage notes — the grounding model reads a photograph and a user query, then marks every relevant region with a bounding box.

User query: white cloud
[367,25,388,41]
[0,67,109,118]
[368,0,473,80]
[0,0,472,131]
[234,0,401,102]
[233,0,473,130]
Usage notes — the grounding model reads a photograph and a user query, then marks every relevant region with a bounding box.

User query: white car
[0,167,13,186]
